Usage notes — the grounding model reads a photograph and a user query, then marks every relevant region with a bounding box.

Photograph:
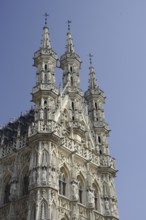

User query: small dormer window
[71,76,73,86]
[45,64,47,70]
[70,66,73,72]
[95,102,97,110]
[44,100,47,106]
[98,136,101,144]
[72,102,74,110]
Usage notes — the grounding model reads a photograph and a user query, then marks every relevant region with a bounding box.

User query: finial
[67,20,72,32]
[43,13,49,25]
[89,53,93,66]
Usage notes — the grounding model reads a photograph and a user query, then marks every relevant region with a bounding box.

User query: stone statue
[10,182,17,199]
[40,109,44,120]
[32,170,36,183]
[105,200,110,211]
[71,182,79,201]
[42,168,47,184]
[88,190,94,207]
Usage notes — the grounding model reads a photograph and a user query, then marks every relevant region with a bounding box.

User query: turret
[85,55,110,154]
[60,21,81,92]
[31,14,59,125]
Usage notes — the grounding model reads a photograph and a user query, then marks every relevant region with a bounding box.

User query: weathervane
[43,13,49,25]
[67,20,72,31]
[89,53,93,65]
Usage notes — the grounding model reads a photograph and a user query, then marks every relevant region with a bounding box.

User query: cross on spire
[43,13,49,25]
[89,53,93,66]
[67,20,72,32]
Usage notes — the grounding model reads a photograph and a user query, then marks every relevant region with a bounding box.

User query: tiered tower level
[0,19,119,220]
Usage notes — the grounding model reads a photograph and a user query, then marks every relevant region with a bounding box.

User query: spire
[66,20,75,53]
[41,13,51,49]
[88,54,98,89]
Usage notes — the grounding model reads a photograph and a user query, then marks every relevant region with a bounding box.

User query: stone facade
[0,19,119,220]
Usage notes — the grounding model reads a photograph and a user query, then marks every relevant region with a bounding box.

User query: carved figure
[32,170,36,183]
[105,200,110,211]
[88,190,94,207]
[42,168,47,184]
[40,109,44,120]
[10,182,17,199]
[71,182,79,201]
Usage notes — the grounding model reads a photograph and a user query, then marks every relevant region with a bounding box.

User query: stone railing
[100,155,116,169]
[78,203,88,220]
[58,196,71,218]
[0,203,10,219]
[32,84,58,94]
[28,121,61,138]
[60,137,100,166]
[0,136,27,158]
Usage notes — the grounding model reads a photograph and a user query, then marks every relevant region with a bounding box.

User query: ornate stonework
[0,19,119,220]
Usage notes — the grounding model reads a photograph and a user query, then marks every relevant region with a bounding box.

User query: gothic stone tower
[0,19,119,220]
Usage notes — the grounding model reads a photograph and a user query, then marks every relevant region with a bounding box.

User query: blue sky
[0,1,146,219]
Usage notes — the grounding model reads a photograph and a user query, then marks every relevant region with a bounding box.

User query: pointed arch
[42,149,49,167]
[77,172,85,204]
[3,174,11,203]
[77,171,85,183]
[92,181,101,211]
[62,162,70,177]
[59,164,69,196]
[92,178,101,192]
[21,165,29,196]
[40,200,49,220]
[103,181,110,197]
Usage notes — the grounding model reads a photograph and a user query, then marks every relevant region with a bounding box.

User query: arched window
[99,150,102,155]
[44,100,47,106]
[59,168,67,196]
[45,64,47,70]
[72,102,74,110]
[70,66,73,72]
[79,182,83,203]
[44,108,47,123]
[23,174,29,195]
[92,183,100,211]
[71,76,73,86]
[98,136,101,144]
[4,182,10,203]
[77,176,84,204]
[44,73,47,83]
[95,102,97,110]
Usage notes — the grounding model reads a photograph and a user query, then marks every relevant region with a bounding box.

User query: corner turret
[85,55,110,154]
[31,15,59,127]
[60,21,81,92]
